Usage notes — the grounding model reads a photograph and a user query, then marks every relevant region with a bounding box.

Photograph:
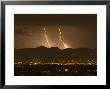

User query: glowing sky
[14,14,97,49]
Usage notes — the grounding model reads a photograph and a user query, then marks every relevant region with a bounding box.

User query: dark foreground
[14,64,97,76]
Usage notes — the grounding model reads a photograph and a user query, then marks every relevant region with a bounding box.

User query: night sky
[14,14,97,49]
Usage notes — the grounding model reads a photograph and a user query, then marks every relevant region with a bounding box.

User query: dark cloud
[14,14,97,49]
[15,26,29,36]
[14,26,40,36]
[14,14,97,26]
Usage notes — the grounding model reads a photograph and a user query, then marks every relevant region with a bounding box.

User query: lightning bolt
[58,26,68,49]
[43,26,50,48]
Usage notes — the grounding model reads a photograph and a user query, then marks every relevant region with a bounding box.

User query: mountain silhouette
[14,46,97,63]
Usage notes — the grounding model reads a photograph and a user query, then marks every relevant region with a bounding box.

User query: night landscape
[14,14,97,76]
